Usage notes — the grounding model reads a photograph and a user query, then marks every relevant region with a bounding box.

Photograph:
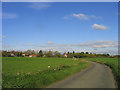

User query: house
[43,55,46,57]
[22,53,28,57]
[64,53,67,58]
[29,54,37,57]
[10,53,15,57]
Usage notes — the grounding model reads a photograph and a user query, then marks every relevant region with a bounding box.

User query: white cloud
[26,43,36,46]
[72,40,117,48]
[28,2,51,10]
[64,13,101,20]
[92,24,108,30]
[21,40,118,49]
[47,41,54,44]
[21,41,54,47]
[72,13,88,20]
[3,40,118,55]
[21,43,36,46]
[89,49,118,55]
[2,12,19,19]
[22,40,118,49]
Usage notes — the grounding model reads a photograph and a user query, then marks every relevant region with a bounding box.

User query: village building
[29,54,37,57]
[10,53,15,57]
[64,53,67,58]
[22,53,29,57]
[43,55,46,57]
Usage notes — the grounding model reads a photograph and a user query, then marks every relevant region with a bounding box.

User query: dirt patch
[81,60,88,62]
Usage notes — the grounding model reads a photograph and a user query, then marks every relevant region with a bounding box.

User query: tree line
[1,50,115,58]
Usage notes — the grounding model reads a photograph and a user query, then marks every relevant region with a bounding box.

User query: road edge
[46,62,92,88]
[89,61,118,88]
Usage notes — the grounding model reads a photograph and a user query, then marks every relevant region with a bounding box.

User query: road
[47,61,117,88]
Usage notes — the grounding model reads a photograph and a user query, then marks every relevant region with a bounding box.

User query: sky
[2,2,118,55]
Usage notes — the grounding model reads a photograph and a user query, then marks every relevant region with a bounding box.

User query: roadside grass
[2,57,90,88]
[85,57,119,86]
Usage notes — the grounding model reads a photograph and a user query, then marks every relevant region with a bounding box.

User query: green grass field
[2,57,119,88]
[85,58,119,86]
[2,57,90,88]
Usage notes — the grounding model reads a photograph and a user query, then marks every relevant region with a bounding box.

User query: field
[85,58,119,86]
[2,57,90,88]
[2,57,119,88]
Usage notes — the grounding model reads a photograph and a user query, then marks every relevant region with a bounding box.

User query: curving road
[47,61,117,88]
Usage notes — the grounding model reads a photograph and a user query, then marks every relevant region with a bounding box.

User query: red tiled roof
[29,55,37,56]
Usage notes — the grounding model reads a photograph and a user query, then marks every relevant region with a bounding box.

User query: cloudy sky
[2,2,118,55]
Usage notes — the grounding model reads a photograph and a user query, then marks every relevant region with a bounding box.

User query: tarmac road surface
[47,61,117,88]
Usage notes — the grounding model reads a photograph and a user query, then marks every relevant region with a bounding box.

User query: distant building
[10,53,15,57]
[43,55,46,57]
[22,53,28,57]
[29,55,37,57]
[64,53,67,58]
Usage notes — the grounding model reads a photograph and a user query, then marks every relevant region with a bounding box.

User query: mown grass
[2,57,90,88]
[85,57,119,86]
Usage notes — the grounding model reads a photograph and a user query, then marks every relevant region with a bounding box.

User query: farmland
[2,57,90,88]
[2,57,119,88]
[85,58,119,86]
